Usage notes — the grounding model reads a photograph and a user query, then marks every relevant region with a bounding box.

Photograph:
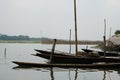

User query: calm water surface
[0,43,120,80]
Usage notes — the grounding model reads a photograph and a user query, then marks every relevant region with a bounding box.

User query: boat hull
[34,53,120,64]
[12,61,120,69]
[34,49,77,57]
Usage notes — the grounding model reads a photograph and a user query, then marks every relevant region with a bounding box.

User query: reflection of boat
[82,49,120,57]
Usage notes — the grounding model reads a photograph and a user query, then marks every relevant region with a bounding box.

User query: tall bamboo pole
[103,19,106,57]
[50,39,57,64]
[74,0,78,56]
[69,29,72,54]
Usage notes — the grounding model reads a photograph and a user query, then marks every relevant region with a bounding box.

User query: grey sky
[0,0,120,40]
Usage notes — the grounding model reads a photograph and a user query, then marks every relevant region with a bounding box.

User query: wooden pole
[103,19,106,57]
[50,39,57,64]
[4,48,6,59]
[74,0,78,56]
[109,28,111,40]
[69,29,72,54]
[68,28,72,80]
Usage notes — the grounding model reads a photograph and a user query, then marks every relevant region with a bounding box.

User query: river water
[0,43,120,80]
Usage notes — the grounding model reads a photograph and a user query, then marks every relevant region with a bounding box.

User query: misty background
[0,0,120,40]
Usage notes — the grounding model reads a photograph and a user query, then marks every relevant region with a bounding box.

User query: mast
[103,19,106,57]
[69,29,72,54]
[74,0,78,56]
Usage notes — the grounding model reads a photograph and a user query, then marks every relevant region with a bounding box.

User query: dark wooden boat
[12,61,120,69]
[81,49,93,53]
[82,49,120,57]
[33,53,120,64]
[34,49,76,57]
[33,53,91,64]
[34,49,90,57]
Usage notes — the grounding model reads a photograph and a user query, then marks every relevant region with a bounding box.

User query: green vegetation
[0,33,52,43]
[115,30,120,35]
[0,33,39,40]
[0,33,102,45]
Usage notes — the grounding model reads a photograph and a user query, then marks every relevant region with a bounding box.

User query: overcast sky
[0,0,120,40]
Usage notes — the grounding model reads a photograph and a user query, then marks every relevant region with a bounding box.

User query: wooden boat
[33,53,91,64]
[82,49,120,57]
[33,53,120,64]
[34,49,89,57]
[34,49,76,57]
[12,61,120,69]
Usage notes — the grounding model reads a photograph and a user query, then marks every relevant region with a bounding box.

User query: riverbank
[0,40,41,43]
[0,40,102,45]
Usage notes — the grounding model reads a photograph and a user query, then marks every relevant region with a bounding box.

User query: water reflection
[46,67,78,80]
[48,67,79,80]
[50,67,54,80]
[68,69,71,80]
[13,66,120,80]
[1,44,120,80]
[13,66,79,80]
[103,71,106,80]
[74,68,78,80]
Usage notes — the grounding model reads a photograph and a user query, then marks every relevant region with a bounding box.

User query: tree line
[115,30,120,35]
[0,33,102,44]
[0,33,41,40]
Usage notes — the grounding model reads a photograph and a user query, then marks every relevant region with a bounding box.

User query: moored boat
[12,61,120,69]
[34,49,76,57]
[82,49,120,57]
[33,52,120,64]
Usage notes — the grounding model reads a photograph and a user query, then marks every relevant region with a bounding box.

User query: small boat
[34,48,101,58]
[12,61,120,69]
[82,49,120,57]
[34,49,76,57]
[33,52,120,64]
[33,53,91,64]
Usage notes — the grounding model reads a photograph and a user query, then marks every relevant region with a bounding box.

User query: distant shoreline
[0,40,41,44]
[0,40,102,45]
[0,34,102,45]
